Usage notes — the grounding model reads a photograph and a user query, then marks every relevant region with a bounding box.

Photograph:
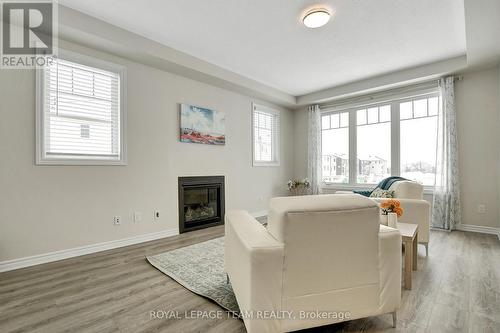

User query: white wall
[293,109,308,179]
[455,66,499,228]
[293,66,500,228]
[0,41,293,262]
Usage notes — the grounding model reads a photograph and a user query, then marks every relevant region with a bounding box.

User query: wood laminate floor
[1,226,499,333]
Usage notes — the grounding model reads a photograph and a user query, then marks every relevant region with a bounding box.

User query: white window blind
[253,104,280,166]
[37,56,124,164]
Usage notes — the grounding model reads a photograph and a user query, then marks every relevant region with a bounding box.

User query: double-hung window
[36,51,126,165]
[252,103,280,166]
[321,88,439,189]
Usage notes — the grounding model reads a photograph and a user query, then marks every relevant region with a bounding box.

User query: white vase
[380,214,388,226]
[388,213,398,229]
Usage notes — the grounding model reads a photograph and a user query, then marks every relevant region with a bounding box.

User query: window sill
[252,161,280,167]
[321,183,435,196]
[321,184,371,192]
[36,158,127,166]
[423,187,435,196]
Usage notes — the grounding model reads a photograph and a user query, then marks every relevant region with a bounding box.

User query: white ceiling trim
[58,6,297,108]
[59,0,467,96]
[296,55,468,107]
[463,0,500,70]
[57,5,479,108]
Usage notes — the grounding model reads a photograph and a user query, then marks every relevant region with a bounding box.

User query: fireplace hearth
[178,176,225,233]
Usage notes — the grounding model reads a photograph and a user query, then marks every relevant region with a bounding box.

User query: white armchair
[370,181,431,255]
[225,194,401,333]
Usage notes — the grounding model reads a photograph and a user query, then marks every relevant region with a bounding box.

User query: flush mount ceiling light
[302,8,331,28]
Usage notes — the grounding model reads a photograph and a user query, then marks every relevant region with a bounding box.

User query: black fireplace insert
[178,176,225,233]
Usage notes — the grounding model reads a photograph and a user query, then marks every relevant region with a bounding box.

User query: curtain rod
[318,80,437,110]
[316,75,464,109]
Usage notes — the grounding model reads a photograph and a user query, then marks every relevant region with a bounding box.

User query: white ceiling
[59,0,467,96]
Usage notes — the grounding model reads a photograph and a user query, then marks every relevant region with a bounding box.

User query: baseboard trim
[456,224,500,240]
[250,210,268,218]
[0,228,179,273]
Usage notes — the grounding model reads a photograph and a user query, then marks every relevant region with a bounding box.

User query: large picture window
[321,91,439,188]
[356,105,391,184]
[321,112,349,183]
[400,96,439,186]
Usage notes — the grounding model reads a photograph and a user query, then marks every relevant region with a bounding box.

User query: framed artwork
[180,104,225,145]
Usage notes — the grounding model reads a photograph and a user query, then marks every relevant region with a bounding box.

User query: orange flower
[380,199,403,217]
[394,207,404,217]
[380,201,391,209]
[386,199,399,207]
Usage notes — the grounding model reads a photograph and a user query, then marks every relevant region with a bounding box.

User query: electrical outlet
[134,211,142,223]
[258,195,264,202]
[154,210,161,222]
[113,216,121,225]
[477,204,487,214]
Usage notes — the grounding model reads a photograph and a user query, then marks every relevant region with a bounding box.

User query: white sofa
[369,181,430,255]
[225,194,401,333]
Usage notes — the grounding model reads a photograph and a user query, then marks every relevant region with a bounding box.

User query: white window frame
[36,49,127,166]
[252,103,280,167]
[320,88,439,193]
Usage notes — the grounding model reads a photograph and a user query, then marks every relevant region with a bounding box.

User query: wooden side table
[396,222,418,290]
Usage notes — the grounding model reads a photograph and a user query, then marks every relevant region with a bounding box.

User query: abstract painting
[180,104,225,145]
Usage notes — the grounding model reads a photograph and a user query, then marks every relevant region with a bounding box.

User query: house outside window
[321,88,439,190]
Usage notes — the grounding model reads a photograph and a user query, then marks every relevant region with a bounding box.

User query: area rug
[146,237,240,313]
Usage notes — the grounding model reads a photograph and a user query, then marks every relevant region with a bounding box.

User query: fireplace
[178,176,225,233]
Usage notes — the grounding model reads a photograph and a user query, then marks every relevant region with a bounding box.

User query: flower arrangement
[287,178,311,196]
[287,178,310,191]
[380,199,403,217]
